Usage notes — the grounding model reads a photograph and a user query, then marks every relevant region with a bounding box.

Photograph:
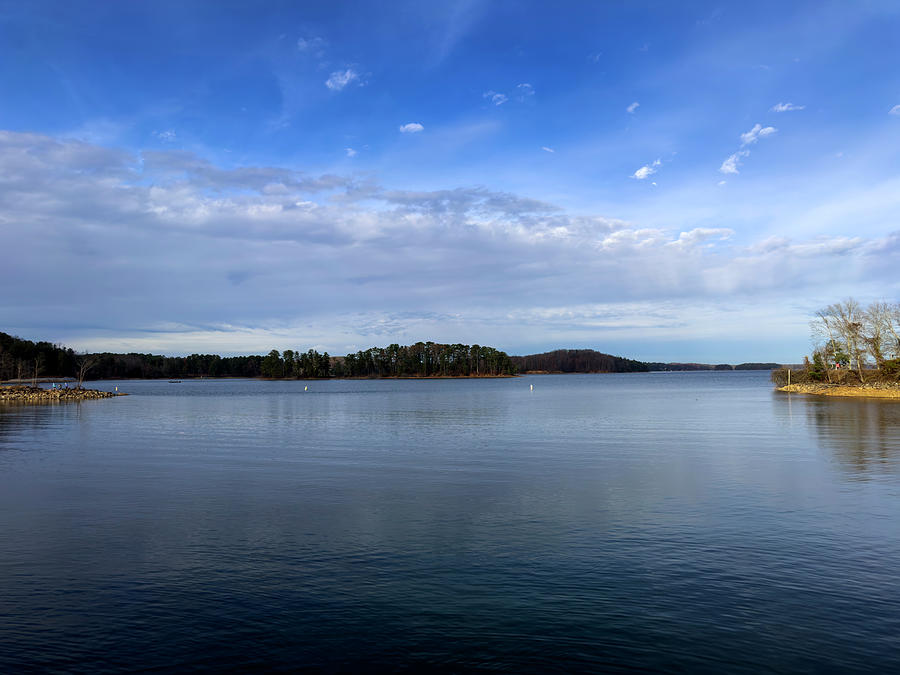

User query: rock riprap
[0,385,120,403]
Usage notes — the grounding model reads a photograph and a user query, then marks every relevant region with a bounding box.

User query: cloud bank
[0,131,894,357]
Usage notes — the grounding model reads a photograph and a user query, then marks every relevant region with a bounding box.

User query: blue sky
[1,1,899,361]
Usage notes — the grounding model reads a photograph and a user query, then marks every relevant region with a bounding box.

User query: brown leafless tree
[76,354,99,389]
[819,300,866,381]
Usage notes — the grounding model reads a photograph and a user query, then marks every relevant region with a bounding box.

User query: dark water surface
[2,373,899,672]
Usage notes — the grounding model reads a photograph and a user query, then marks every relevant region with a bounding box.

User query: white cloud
[154,130,176,142]
[297,36,327,54]
[632,158,660,180]
[516,83,535,101]
[626,101,640,114]
[483,90,507,106]
[483,85,534,106]
[345,148,357,158]
[720,150,750,174]
[325,69,359,91]
[890,105,900,116]
[667,227,734,249]
[399,122,424,134]
[717,180,727,186]
[541,146,555,153]
[4,130,896,359]
[740,123,777,146]
[771,102,805,112]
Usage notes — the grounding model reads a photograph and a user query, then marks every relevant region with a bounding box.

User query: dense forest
[335,342,515,377]
[0,332,78,382]
[0,332,267,381]
[0,332,515,380]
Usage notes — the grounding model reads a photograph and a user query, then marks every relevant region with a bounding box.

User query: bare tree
[864,301,897,367]
[810,314,838,382]
[884,302,900,360]
[31,354,45,388]
[820,299,867,382]
[76,354,99,389]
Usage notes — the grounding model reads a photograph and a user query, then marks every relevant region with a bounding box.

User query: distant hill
[513,349,784,374]
[511,349,650,373]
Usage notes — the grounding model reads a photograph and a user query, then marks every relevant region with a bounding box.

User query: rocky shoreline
[777,383,900,399]
[0,385,122,403]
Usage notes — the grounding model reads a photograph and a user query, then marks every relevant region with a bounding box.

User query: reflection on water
[3,374,900,671]
[805,397,900,479]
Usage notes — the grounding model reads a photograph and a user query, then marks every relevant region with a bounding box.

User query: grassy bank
[772,365,900,398]
[777,383,900,398]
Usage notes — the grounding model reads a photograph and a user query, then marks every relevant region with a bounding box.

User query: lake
[2,372,899,672]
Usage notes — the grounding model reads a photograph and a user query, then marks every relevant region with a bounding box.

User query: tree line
[1,333,515,380]
[3,329,789,383]
[0,332,78,383]
[337,342,515,377]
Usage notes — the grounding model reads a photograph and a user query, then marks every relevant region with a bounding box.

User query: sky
[1,1,899,362]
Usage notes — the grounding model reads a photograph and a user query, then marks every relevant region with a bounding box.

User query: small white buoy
[530,384,533,391]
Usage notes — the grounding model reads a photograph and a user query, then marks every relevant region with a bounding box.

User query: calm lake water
[2,372,899,672]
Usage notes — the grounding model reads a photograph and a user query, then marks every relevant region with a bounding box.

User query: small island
[773,299,900,399]
[0,385,120,403]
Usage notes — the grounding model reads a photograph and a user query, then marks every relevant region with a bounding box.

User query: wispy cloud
[325,69,359,91]
[541,146,555,153]
[719,122,776,175]
[740,123,777,146]
[771,102,805,112]
[483,85,534,106]
[516,83,535,101]
[890,105,900,116]
[667,227,734,249]
[632,158,661,180]
[297,36,327,55]
[398,122,424,134]
[483,90,507,106]
[154,130,176,142]
[345,147,357,157]
[719,150,750,174]
[626,101,640,114]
